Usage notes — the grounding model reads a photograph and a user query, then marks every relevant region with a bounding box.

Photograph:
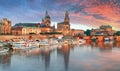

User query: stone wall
[0,34,63,41]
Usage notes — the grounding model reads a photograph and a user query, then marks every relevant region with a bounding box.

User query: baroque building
[91,25,115,36]
[41,11,51,27]
[12,23,41,35]
[57,11,84,36]
[57,11,71,36]
[12,11,54,35]
[0,18,11,35]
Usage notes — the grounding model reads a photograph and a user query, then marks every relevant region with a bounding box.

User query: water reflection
[0,53,12,69]
[114,42,120,48]
[57,44,73,71]
[15,48,51,70]
[0,41,120,71]
[91,41,114,52]
[41,48,51,71]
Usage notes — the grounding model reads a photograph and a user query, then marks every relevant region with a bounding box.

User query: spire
[65,10,69,19]
[45,10,49,17]
[45,10,50,19]
[64,10,69,24]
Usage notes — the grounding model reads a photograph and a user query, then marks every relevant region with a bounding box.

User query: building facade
[0,18,11,35]
[91,25,116,36]
[12,23,40,35]
[57,11,71,36]
[41,11,51,27]
[71,29,84,36]
[12,11,54,35]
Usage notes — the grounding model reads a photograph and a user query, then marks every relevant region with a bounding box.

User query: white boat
[49,38,59,45]
[104,38,110,41]
[0,48,9,53]
[12,41,39,50]
[12,46,38,50]
[0,42,7,47]
[104,36,114,41]
[73,39,86,45]
[39,40,49,46]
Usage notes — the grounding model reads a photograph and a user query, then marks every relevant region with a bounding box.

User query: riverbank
[1,35,120,42]
[0,34,63,41]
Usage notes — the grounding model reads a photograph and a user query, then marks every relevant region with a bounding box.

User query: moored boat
[0,47,9,53]
[11,41,39,50]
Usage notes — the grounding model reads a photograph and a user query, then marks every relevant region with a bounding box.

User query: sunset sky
[0,0,120,30]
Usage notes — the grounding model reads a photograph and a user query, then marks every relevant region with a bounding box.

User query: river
[0,41,120,71]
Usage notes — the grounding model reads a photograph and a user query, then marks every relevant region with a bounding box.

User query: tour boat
[12,41,39,50]
[104,36,114,41]
[39,39,59,46]
[0,42,7,47]
[39,40,49,46]
[72,39,86,45]
[0,47,9,53]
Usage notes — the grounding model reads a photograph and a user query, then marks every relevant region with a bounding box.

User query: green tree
[114,31,120,36]
[84,29,91,36]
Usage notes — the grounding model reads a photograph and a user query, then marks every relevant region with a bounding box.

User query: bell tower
[44,11,51,27]
[64,11,70,24]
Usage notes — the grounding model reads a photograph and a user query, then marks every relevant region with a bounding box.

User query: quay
[0,34,120,42]
[0,34,63,41]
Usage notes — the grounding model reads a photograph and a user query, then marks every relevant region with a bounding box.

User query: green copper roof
[14,23,38,27]
[14,23,47,27]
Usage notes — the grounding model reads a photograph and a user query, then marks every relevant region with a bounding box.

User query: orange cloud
[69,0,120,30]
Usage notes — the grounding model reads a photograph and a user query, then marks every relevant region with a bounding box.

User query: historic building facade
[12,25,41,35]
[91,25,115,36]
[12,11,54,35]
[0,11,85,36]
[57,11,84,36]
[71,29,84,36]
[0,18,12,35]
[57,11,71,36]
[41,11,51,27]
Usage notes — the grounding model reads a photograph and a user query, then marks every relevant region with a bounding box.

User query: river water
[0,41,120,71]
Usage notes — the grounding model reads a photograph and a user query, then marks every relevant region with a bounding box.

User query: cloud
[0,0,120,30]
[68,0,120,30]
[92,14,107,20]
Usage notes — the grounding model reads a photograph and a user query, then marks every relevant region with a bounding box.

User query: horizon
[0,0,120,31]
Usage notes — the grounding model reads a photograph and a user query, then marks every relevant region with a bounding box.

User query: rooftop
[14,23,48,28]
[100,25,112,28]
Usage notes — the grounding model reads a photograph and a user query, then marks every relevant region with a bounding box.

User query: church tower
[44,11,51,27]
[57,11,71,36]
[64,11,70,24]
[0,18,11,35]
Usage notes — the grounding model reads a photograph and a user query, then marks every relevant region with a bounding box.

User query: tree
[114,31,120,36]
[84,29,91,36]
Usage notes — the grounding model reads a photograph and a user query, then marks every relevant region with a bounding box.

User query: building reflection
[114,42,120,48]
[41,48,51,71]
[57,44,74,71]
[0,53,12,68]
[85,40,91,46]
[90,41,114,52]
[14,47,51,71]
[91,42,97,48]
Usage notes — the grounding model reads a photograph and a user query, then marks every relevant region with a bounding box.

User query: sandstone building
[0,18,11,35]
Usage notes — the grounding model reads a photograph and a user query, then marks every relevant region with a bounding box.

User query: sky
[0,0,120,30]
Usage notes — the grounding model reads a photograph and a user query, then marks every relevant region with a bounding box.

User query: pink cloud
[69,0,120,30]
